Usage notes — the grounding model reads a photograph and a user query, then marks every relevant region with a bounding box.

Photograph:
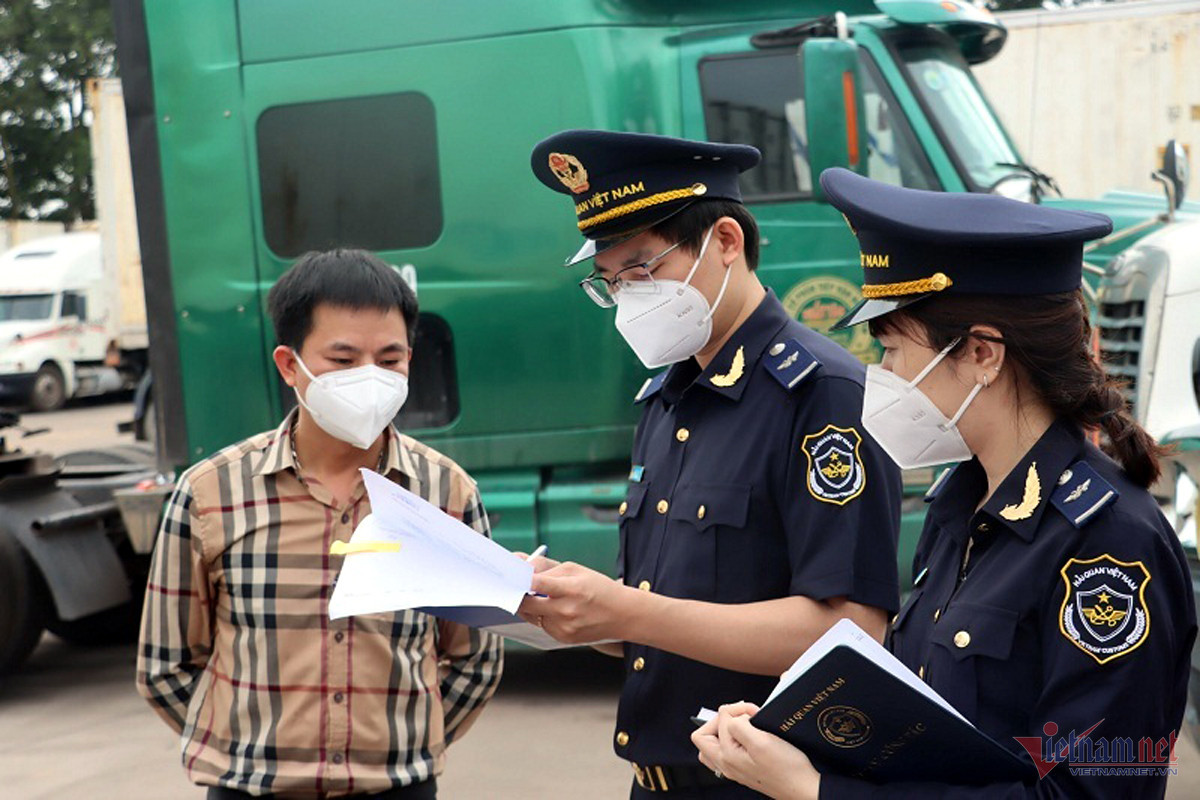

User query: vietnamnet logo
[1013,720,1180,778]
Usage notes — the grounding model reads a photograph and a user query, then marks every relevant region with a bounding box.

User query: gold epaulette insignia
[999,462,1041,521]
[710,346,745,388]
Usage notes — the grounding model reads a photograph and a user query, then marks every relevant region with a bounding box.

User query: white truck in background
[0,79,148,411]
[975,0,1200,200]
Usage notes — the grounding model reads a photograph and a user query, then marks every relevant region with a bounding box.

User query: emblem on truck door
[548,152,590,194]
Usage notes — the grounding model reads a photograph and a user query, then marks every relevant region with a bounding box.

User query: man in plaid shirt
[137,249,503,799]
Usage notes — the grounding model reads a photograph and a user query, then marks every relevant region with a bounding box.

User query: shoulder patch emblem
[1051,461,1119,528]
[802,424,866,505]
[763,338,821,391]
[1059,554,1151,665]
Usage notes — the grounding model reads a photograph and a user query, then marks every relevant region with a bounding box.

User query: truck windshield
[895,36,1030,197]
[0,294,55,321]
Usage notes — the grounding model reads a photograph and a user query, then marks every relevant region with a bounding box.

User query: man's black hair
[650,199,761,270]
[268,248,418,350]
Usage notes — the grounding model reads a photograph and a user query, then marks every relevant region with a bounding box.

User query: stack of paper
[327,469,570,648]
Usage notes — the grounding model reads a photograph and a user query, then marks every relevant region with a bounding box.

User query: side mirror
[1160,139,1189,210]
[803,38,868,202]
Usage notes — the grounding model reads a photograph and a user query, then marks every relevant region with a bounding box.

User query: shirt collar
[253,407,412,481]
[660,289,792,404]
[929,419,1085,543]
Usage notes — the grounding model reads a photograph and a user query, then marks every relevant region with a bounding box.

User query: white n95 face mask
[613,226,731,369]
[861,338,985,469]
[292,351,409,450]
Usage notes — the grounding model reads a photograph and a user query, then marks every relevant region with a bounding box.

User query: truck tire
[47,601,141,646]
[29,363,66,412]
[0,527,49,675]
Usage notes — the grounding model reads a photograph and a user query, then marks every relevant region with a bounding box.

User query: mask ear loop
[908,336,962,388]
[291,349,318,382]
[704,248,735,324]
[290,349,320,414]
[680,225,717,290]
[942,380,985,431]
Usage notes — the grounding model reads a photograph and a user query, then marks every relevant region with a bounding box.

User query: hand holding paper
[328,469,602,649]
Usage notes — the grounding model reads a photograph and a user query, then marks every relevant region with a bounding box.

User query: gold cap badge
[548,152,589,195]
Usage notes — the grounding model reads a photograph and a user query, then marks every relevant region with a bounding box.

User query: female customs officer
[692,168,1197,799]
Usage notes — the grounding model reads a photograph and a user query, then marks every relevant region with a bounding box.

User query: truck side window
[699,49,937,198]
[62,291,86,320]
[701,51,812,200]
[256,92,443,257]
[859,53,939,191]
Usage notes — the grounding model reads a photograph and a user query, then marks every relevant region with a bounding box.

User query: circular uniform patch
[1059,554,1151,665]
[817,705,873,748]
[781,276,881,365]
[802,424,866,506]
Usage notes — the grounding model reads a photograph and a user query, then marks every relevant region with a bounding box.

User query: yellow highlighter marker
[329,540,402,556]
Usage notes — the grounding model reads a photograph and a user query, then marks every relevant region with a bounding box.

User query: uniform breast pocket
[886,586,924,651]
[618,483,649,579]
[662,483,750,599]
[929,602,1020,721]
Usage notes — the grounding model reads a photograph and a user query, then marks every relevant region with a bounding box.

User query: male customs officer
[520,130,902,798]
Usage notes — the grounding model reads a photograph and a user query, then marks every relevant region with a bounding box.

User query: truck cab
[0,233,116,411]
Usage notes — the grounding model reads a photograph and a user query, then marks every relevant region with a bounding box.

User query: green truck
[1,0,1197,731]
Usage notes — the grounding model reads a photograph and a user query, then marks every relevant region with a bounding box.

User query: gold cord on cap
[578,184,707,231]
[860,272,953,299]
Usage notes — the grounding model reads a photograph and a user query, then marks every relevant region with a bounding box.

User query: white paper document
[327,469,577,649]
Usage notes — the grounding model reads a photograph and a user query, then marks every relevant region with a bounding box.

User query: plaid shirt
[137,411,503,797]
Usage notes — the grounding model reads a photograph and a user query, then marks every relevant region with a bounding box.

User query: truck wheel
[0,528,49,675]
[47,602,141,646]
[29,363,66,412]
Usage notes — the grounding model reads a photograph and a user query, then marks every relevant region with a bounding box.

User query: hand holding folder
[696,618,1036,786]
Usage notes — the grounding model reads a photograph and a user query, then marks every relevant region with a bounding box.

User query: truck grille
[1097,300,1145,407]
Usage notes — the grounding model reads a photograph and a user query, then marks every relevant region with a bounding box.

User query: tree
[0,0,116,222]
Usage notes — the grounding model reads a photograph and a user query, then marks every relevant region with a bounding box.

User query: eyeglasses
[580,239,685,308]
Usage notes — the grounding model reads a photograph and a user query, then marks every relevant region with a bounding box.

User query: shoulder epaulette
[633,371,669,404]
[1050,460,1119,528]
[762,338,820,391]
[924,466,956,503]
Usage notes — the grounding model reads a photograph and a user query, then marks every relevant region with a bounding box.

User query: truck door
[679,30,940,365]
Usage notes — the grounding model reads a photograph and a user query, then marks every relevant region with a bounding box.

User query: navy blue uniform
[616,290,902,796]
[821,420,1197,799]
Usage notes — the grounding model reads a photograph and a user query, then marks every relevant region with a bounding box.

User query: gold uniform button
[919,665,926,679]
[933,609,941,622]
[656,499,669,514]
[638,580,652,592]
[890,613,898,626]
[618,501,628,516]
[633,657,646,672]
[954,630,971,649]
[697,505,706,520]
[676,427,690,442]
[977,522,990,533]
[616,731,630,747]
